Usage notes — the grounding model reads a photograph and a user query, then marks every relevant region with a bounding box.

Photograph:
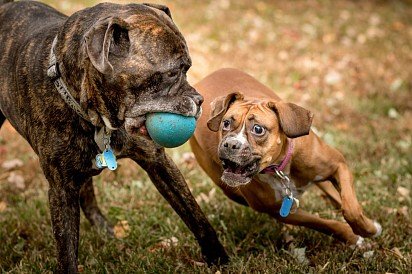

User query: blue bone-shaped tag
[280,196,294,217]
[95,148,117,171]
[103,148,117,170]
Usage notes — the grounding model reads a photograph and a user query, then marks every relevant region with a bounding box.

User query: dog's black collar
[47,35,115,162]
[47,35,90,122]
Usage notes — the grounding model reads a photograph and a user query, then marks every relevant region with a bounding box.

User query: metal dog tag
[280,196,294,217]
[103,148,117,171]
[95,148,117,170]
[95,153,106,169]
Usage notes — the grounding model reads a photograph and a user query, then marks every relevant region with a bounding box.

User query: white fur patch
[314,175,324,181]
[372,221,382,238]
[102,116,117,130]
[350,236,364,249]
[234,123,247,145]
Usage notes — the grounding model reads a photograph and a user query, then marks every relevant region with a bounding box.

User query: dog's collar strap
[47,36,90,122]
[260,139,294,174]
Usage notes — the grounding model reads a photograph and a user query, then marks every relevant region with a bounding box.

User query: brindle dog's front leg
[132,150,229,265]
[47,177,81,273]
[80,178,113,235]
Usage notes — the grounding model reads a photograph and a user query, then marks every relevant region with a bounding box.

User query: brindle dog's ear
[84,17,130,74]
[143,3,173,20]
[267,101,314,138]
[207,92,244,132]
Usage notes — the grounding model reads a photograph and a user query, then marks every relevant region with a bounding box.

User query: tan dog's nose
[223,139,242,150]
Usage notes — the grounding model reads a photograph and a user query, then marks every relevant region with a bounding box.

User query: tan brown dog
[190,68,381,246]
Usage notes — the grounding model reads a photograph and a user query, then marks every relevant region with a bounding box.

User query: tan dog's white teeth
[277,137,282,145]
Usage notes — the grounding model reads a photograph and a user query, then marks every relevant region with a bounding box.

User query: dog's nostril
[195,94,204,105]
[232,144,238,149]
[224,142,228,148]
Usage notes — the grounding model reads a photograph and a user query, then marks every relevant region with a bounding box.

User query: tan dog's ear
[268,101,314,138]
[84,17,130,74]
[207,92,244,132]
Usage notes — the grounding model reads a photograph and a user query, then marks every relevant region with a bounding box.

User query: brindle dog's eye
[252,124,265,136]
[222,120,231,131]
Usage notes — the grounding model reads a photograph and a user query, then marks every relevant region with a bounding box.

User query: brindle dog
[0,1,227,272]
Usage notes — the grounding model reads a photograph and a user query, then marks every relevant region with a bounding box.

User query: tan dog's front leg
[334,162,381,238]
[274,209,359,244]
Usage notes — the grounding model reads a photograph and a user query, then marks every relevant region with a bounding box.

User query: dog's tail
[0,0,13,5]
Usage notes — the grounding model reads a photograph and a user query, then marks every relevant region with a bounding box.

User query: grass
[1,0,411,272]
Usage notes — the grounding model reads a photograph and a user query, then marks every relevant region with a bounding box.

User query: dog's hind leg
[315,180,342,209]
[332,162,381,238]
[80,178,113,235]
[273,209,360,245]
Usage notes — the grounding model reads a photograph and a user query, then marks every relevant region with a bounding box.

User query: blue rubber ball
[146,112,197,148]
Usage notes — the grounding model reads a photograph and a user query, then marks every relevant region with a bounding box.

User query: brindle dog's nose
[192,92,204,106]
[223,139,242,150]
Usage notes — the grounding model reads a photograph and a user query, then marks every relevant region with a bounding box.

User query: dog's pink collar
[260,139,294,174]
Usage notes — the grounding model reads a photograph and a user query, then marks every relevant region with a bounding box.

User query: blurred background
[1,0,411,272]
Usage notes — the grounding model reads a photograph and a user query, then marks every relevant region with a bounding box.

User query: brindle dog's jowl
[0,1,227,272]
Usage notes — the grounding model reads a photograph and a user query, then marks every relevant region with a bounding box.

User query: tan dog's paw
[372,221,382,238]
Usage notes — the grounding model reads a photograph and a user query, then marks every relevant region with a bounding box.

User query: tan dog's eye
[251,124,265,136]
[222,120,231,131]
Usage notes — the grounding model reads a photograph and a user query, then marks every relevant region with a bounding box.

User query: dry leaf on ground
[149,237,179,253]
[7,172,25,189]
[195,188,216,204]
[363,250,374,259]
[290,246,309,265]
[113,220,130,239]
[1,159,23,170]
[391,247,404,260]
[0,201,7,212]
[396,187,410,200]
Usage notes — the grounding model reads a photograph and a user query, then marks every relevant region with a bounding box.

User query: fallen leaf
[149,236,179,252]
[181,152,196,165]
[388,108,400,119]
[324,70,342,85]
[160,236,178,248]
[391,247,404,259]
[363,250,374,258]
[397,206,409,219]
[114,220,130,239]
[191,260,205,267]
[195,188,216,204]
[390,78,403,91]
[290,247,309,265]
[77,265,84,273]
[283,231,294,244]
[397,186,410,200]
[0,201,7,212]
[1,159,23,170]
[7,172,25,189]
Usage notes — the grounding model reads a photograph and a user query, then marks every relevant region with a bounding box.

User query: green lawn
[1,0,411,272]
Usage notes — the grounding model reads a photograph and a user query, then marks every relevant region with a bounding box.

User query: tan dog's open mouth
[221,158,260,186]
